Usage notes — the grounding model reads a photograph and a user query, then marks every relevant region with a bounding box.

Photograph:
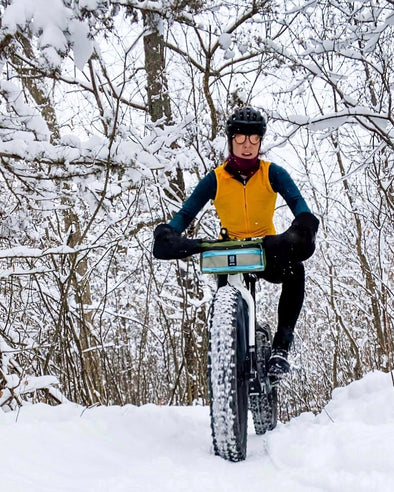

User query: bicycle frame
[227,273,257,380]
[207,265,278,461]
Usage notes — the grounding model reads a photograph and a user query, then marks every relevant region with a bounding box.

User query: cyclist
[153,106,319,377]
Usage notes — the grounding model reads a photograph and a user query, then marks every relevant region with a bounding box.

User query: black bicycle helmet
[226,106,267,137]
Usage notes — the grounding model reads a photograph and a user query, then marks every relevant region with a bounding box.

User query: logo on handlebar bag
[228,254,237,267]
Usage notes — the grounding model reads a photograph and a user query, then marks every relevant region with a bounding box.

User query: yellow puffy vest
[213,160,277,240]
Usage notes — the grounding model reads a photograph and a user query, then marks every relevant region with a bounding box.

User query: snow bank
[0,371,393,491]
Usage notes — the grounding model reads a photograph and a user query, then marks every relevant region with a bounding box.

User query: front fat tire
[208,286,248,462]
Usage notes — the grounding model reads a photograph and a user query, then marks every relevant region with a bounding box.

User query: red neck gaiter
[225,154,260,178]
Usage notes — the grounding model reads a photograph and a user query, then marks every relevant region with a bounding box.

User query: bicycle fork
[227,274,258,387]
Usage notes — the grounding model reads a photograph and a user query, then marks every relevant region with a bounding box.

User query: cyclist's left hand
[290,212,319,260]
[264,212,319,263]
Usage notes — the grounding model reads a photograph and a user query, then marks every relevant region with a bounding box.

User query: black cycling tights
[257,261,305,351]
[216,260,304,352]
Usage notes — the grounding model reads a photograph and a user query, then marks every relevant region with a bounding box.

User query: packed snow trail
[1,371,393,492]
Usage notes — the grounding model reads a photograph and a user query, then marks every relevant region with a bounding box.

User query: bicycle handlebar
[200,237,264,252]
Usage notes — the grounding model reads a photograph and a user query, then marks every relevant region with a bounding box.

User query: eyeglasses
[232,134,261,145]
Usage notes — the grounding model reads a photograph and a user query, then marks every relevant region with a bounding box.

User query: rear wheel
[249,324,278,435]
[208,286,249,462]
[250,385,278,435]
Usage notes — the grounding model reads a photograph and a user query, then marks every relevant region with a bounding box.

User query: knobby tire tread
[249,325,278,435]
[208,286,248,462]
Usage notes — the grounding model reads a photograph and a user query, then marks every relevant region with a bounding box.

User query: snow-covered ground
[1,371,393,492]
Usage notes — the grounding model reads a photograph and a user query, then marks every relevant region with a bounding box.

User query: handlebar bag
[200,239,265,274]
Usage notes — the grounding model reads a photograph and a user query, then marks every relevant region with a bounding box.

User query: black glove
[153,224,203,260]
[289,212,319,261]
[264,212,319,264]
[292,212,319,235]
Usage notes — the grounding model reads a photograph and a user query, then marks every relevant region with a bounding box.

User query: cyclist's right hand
[153,224,203,260]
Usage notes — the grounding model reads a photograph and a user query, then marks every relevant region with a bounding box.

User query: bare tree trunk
[142,9,209,404]
[9,33,104,404]
[333,137,385,365]
[143,10,172,125]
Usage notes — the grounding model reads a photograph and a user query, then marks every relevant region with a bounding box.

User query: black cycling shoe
[268,349,290,377]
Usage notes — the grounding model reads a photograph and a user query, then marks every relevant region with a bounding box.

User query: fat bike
[200,236,278,462]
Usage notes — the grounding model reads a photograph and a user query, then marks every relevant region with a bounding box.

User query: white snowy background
[0,1,393,490]
[1,370,393,492]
